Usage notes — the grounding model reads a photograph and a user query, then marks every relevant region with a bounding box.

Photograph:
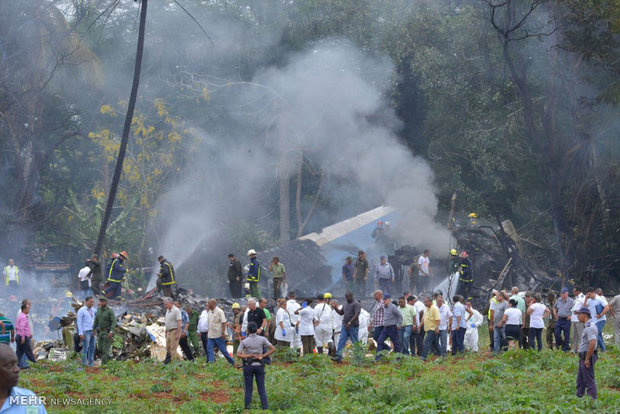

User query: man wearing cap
[375,293,402,360]
[374,256,395,296]
[93,296,116,364]
[104,251,127,300]
[576,307,598,399]
[553,288,574,352]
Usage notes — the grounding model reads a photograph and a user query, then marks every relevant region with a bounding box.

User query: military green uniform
[546,300,556,350]
[448,257,459,275]
[186,310,201,357]
[93,305,116,364]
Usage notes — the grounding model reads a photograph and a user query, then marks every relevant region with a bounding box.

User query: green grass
[19,331,620,413]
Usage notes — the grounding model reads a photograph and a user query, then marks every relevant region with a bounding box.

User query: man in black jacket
[227,254,243,298]
[158,256,177,298]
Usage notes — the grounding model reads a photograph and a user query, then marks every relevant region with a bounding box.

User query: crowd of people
[2,251,619,410]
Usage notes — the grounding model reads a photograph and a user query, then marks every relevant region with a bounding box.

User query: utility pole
[94,0,148,259]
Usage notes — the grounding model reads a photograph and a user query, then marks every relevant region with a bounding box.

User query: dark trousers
[421,330,439,360]
[272,278,283,299]
[529,327,543,351]
[353,278,366,298]
[301,335,314,355]
[179,336,194,361]
[376,325,401,360]
[104,281,122,299]
[555,319,571,352]
[373,327,386,350]
[576,355,597,399]
[412,329,424,356]
[229,281,242,298]
[451,328,465,355]
[244,364,268,409]
[520,326,530,350]
[378,278,391,296]
[200,332,209,356]
[16,335,36,368]
[489,325,494,351]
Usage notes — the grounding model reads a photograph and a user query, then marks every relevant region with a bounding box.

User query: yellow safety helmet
[232,302,241,310]
[323,292,332,299]
[468,212,478,219]
[65,291,73,298]
[450,249,458,256]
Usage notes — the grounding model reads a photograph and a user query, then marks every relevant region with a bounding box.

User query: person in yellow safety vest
[3,259,19,297]
[157,256,177,299]
[104,251,127,300]
[247,249,261,299]
[487,289,499,352]
[468,213,478,227]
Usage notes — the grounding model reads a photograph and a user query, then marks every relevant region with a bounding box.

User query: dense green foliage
[20,345,620,412]
[0,0,618,286]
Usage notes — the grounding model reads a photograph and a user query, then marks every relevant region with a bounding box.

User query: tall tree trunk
[94,0,148,258]
[279,172,291,242]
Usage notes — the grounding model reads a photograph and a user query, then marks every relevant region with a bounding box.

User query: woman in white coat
[464,299,483,352]
[274,298,292,347]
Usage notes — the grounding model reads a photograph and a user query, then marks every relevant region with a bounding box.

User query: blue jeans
[494,326,506,354]
[82,331,96,366]
[376,325,401,360]
[528,327,543,351]
[399,326,412,355]
[438,330,448,357]
[451,328,465,355]
[421,330,439,360]
[554,319,571,352]
[207,337,234,364]
[595,321,606,351]
[335,324,359,360]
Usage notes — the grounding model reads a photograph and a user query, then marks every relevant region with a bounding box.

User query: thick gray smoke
[152,40,450,284]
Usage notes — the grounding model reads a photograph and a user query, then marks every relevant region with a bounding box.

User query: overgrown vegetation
[20,345,619,413]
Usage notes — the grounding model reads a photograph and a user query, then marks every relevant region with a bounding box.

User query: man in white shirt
[411,295,426,356]
[571,287,586,353]
[286,292,302,351]
[436,295,452,357]
[417,250,431,292]
[77,263,92,299]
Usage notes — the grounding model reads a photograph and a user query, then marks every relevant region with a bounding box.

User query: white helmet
[385,221,391,226]
[247,249,257,256]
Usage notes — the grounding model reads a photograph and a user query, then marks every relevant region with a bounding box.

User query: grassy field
[19,332,620,413]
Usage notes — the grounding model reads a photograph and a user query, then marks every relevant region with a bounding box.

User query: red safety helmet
[459,251,469,259]
[119,251,128,259]
[377,221,383,226]
[111,253,119,259]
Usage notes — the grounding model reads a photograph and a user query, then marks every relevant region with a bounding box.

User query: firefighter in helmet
[448,249,460,275]
[157,256,177,299]
[458,251,474,300]
[246,249,261,299]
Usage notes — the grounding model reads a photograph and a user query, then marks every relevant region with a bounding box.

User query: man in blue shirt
[76,296,96,367]
[450,295,471,355]
[175,301,194,361]
[0,343,47,413]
